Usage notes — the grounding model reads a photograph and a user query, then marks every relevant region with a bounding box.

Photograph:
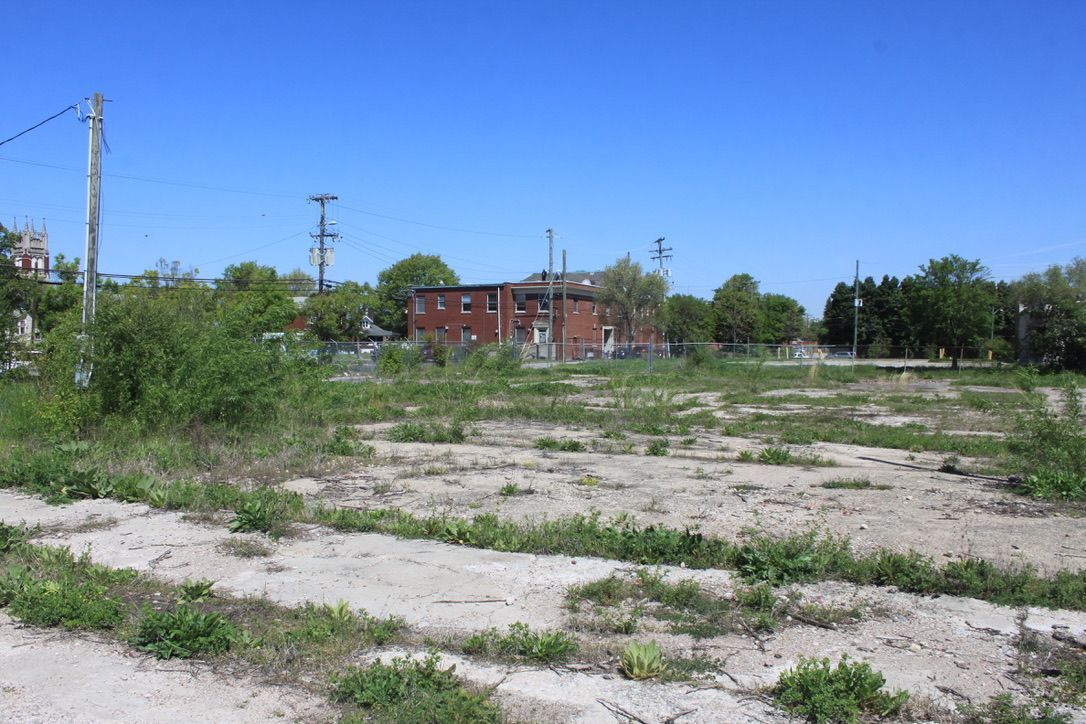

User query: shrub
[131,605,239,659]
[332,653,500,722]
[1008,383,1086,500]
[774,656,908,723]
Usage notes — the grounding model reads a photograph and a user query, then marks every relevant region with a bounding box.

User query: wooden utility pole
[308,194,339,293]
[76,92,103,389]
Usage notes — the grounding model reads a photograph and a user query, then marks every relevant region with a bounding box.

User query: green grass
[462,622,577,663]
[387,421,466,444]
[131,605,239,659]
[534,436,587,452]
[820,477,892,490]
[332,653,501,723]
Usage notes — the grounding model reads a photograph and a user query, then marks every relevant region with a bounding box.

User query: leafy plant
[462,622,577,663]
[758,446,793,465]
[178,579,215,603]
[534,437,586,452]
[737,449,756,462]
[620,640,666,680]
[331,653,500,722]
[774,656,908,723]
[1008,383,1086,501]
[131,605,239,660]
[645,439,670,456]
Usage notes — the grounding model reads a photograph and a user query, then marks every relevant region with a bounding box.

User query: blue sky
[3,1,1084,315]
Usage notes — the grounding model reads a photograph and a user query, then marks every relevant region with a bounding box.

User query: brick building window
[487,293,498,313]
[538,294,549,311]
[435,327,446,343]
[592,301,598,315]
[415,295,426,314]
[461,326,472,343]
[515,293,527,313]
[415,327,425,341]
[437,294,445,310]
[461,294,472,313]
[573,299,580,314]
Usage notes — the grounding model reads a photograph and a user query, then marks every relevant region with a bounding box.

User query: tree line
[4,218,1086,371]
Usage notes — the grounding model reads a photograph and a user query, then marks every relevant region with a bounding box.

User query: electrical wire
[0,105,78,148]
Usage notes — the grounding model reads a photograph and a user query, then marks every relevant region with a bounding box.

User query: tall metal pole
[308,194,338,293]
[561,249,567,363]
[76,92,103,389]
[852,260,860,366]
[546,228,554,360]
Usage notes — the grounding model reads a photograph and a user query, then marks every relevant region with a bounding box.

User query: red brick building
[405,278,656,360]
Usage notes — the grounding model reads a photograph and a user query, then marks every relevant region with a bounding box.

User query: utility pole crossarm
[308,194,339,293]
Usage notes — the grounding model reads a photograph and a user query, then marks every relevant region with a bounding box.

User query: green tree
[1010,259,1086,369]
[215,262,297,334]
[904,255,994,365]
[712,274,760,343]
[820,282,854,346]
[0,224,30,362]
[375,254,459,334]
[661,294,712,345]
[596,257,668,346]
[303,281,379,341]
[33,253,82,335]
[282,267,316,296]
[755,293,806,343]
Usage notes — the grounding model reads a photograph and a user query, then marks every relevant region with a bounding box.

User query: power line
[335,202,538,239]
[0,104,78,148]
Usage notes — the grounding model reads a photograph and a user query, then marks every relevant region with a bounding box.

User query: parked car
[792,349,809,359]
[830,350,855,358]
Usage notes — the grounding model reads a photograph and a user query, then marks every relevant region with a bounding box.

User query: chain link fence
[313,339,1000,375]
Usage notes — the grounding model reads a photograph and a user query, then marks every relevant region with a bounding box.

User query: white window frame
[461,294,472,313]
[415,295,426,315]
[486,293,498,313]
[437,294,445,310]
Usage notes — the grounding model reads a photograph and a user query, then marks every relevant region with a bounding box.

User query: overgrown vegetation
[462,622,577,663]
[331,653,501,723]
[773,656,908,723]
[1008,383,1086,501]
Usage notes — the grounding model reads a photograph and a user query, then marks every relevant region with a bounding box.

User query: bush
[38,291,315,431]
[131,605,239,659]
[1008,383,1086,501]
[774,656,908,723]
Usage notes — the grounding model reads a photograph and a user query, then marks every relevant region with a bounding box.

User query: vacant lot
[3,361,1085,722]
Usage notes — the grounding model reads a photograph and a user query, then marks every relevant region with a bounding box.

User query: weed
[645,439,670,457]
[578,475,600,486]
[0,522,29,553]
[774,656,908,723]
[388,421,466,444]
[462,622,577,663]
[758,447,792,465]
[131,605,239,659]
[820,477,891,491]
[498,482,533,497]
[620,640,666,680]
[958,694,1068,724]
[218,538,272,558]
[1008,383,1086,501]
[332,653,500,723]
[227,489,298,538]
[178,579,215,603]
[737,450,756,462]
[534,437,586,452]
